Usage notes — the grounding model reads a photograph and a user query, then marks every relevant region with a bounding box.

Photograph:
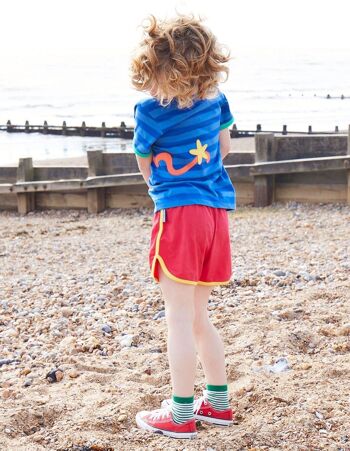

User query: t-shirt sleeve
[132,102,162,158]
[219,93,234,130]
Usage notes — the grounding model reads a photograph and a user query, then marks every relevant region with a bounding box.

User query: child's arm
[136,154,152,187]
[219,128,231,160]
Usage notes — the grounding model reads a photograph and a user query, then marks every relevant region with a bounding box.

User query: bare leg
[158,266,197,397]
[192,285,228,385]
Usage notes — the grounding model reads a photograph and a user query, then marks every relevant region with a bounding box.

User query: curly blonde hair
[130,14,231,108]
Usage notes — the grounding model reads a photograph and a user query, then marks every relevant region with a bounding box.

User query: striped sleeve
[133,102,162,158]
[219,93,234,130]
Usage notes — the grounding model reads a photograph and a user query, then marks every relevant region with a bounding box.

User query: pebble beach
[0,202,349,451]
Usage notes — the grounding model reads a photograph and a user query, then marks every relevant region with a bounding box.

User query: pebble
[101,324,112,334]
[298,271,316,282]
[23,378,33,387]
[68,369,80,379]
[0,358,19,367]
[264,357,290,374]
[61,307,73,318]
[273,270,286,277]
[119,334,134,348]
[19,367,31,376]
[117,414,128,422]
[46,368,64,383]
[2,389,14,399]
[153,310,165,320]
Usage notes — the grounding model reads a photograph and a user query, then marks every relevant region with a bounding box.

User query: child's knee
[165,305,194,328]
[192,310,210,335]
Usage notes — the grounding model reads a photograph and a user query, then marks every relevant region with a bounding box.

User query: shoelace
[149,404,172,420]
[194,390,209,414]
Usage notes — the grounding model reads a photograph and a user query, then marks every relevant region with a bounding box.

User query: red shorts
[149,205,232,286]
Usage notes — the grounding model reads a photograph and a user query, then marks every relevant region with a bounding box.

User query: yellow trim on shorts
[151,209,232,286]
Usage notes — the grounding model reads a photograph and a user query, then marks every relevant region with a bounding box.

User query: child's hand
[219,128,231,160]
[136,154,153,187]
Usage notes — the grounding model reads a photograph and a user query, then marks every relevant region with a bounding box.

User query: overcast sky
[1,0,350,55]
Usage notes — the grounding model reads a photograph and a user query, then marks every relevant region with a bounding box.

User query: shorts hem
[151,254,231,286]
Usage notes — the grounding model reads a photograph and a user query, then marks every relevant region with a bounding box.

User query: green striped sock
[206,384,229,411]
[171,395,194,424]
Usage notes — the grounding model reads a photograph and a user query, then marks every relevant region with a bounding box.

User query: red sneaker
[161,390,234,426]
[135,405,197,439]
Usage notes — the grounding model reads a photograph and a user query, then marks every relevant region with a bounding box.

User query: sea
[0,47,349,165]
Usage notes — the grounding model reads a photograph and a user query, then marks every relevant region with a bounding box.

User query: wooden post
[282,125,287,135]
[347,124,350,205]
[17,158,35,214]
[43,120,48,134]
[6,120,12,132]
[81,121,86,137]
[254,133,275,207]
[62,121,67,135]
[87,150,106,213]
[25,121,30,133]
[231,123,238,137]
[101,122,106,138]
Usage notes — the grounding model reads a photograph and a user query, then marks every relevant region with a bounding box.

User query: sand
[0,202,349,451]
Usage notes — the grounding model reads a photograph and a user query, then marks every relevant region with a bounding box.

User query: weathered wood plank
[274,135,347,160]
[13,179,84,192]
[106,185,153,209]
[36,192,87,209]
[34,167,88,181]
[0,167,17,183]
[234,182,254,205]
[275,183,347,203]
[275,170,347,185]
[85,173,145,188]
[0,184,13,194]
[0,194,17,209]
[250,155,350,176]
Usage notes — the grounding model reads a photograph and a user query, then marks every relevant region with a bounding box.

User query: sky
[1,0,350,56]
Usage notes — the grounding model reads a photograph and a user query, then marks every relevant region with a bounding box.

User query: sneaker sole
[194,414,233,426]
[135,413,197,439]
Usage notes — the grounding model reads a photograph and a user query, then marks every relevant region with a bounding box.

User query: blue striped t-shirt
[132,91,236,213]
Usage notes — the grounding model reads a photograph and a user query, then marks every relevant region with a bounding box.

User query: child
[130,14,236,439]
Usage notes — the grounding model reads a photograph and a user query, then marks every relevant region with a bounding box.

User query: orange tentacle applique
[153,152,198,176]
[153,140,210,176]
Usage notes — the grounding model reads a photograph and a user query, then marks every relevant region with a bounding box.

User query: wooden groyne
[0,121,345,139]
[1,121,134,139]
[0,127,349,214]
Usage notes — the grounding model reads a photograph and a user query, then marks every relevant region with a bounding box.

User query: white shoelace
[149,404,172,420]
[193,390,209,414]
